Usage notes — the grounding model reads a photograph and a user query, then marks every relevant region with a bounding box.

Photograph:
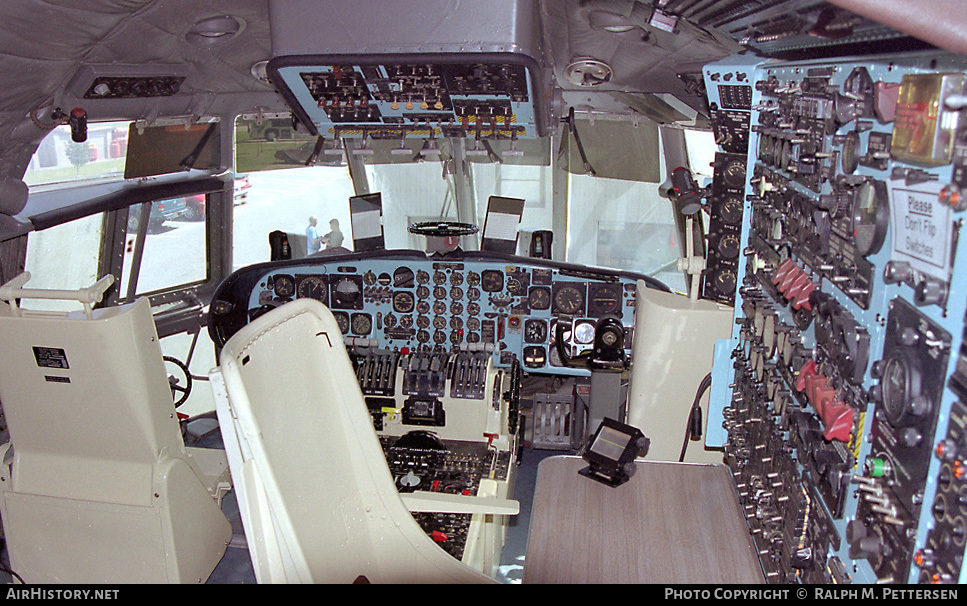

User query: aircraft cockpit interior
[2,0,967,587]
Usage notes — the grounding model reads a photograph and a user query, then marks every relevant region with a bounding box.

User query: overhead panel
[266,0,549,140]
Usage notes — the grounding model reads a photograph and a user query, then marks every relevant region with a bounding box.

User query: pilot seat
[210,297,517,583]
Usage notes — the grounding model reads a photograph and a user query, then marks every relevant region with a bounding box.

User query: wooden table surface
[523,456,764,584]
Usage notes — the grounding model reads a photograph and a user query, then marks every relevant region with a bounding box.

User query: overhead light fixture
[185,15,246,47]
[587,10,635,32]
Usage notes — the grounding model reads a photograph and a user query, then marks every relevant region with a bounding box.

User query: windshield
[231,115,696,292]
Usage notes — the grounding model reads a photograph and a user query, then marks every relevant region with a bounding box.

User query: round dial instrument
[333,311,350,334]
[720,196,743,225]
[351,313,372,335]
[273,274,295,298]
[881,355,913,426]
[553,285,584,315]
[393,291,415,313]
[528,286,550,310]
[296,275,328,302]
[722,159,745,189]
[524,319,547,343]
[588,284,621,316]
[852,179,889,257]
[331,276,362,308]
[573,321,595,345]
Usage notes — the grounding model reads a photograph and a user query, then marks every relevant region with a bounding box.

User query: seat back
[0,283,230,583]
[213,297,491,583]
[0,298,183,503]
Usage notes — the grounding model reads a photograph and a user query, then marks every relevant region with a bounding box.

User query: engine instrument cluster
[706,51,967,584]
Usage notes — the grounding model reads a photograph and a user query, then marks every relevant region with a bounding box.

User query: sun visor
[266,0,550,141]
[558,116,660,183]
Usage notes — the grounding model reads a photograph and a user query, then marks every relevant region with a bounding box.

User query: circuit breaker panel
[705,52,967,584]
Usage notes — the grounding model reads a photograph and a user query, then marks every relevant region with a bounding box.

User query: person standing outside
[322,218,344,249]
[306,216,324,255]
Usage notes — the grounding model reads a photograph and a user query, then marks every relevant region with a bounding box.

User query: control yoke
[554,316,628,372]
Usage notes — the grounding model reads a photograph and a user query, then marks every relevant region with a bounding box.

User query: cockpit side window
[21,213,104,312]
[24,122,129,188]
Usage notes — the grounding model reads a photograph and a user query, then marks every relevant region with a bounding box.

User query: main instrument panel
[209,250,660,377]
[706,51,967,584]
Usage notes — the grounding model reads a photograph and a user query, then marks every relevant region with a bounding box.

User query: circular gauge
[399,315,413,328]
[433,316,447,330]
[723,160,745,189]
[449,316,463,330]
[363,271,377,286]
[467,332,480,343]
[393,291,415,313]
[296,275,328,302]
[433,330,447,344]
[432,301,447,315]
[524,319,548,344]
[449,301,463,315]
[588,284,621,316]
[881,354,919,426]
[713,269,736,296]
[433,271,447,285]
[333,311,350,334]
[416,301,430,315]
[433,286,447,299]
[466,271,480,286]
[416,270,430,284]
[481,270,504,292]
[716,233,741,259]
[450,272,464,286]
[351,313,372,335]
[467,317,480,331]
[528,286,551,310]
[449,331,463,345]
[467,287,481,301]
[553,285,585,315]
[450,286,464,300]
[841,130,860,175]
[377,273,392,286]
[273,274,295,298]
[417,329,430,344]
[416,285,430,299]
[721,196,743,225]
[507,277,525,296]
[573,321,595,345]
[384,314,397,328]
[416,315,430,329]
[467,302,480,316]
[331,276,362,308]
[852,179,889,257]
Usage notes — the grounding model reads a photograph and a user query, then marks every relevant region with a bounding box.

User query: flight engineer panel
[705,51,967,584]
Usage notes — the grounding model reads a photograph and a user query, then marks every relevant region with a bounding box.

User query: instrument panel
[209,250,662,376]
[706,51,967,585]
